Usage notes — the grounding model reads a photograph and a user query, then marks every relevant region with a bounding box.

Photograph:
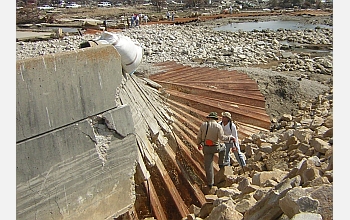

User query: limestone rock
[205,194,218,203]
[235,195,257,215]
[310,116,324,130]
[252,169,289,186]
[303,176,330,187]
[237,177,250,191]
[281,114,293,122]
[241,184,259,194]
[186,213,196,220]
[293,129,313,143]
[323,115,333,128]
[213,196,231,207]
[216,187,241,199]
[199,202,214,219]
[279,187,319,218]
[253,187,272,201]
[189,204,201,216]
[206,200,243,220]
[243,176,301,220]
[290,212,323,220]
[297,160,321,185]
[307,185,333,220]
[309,138,331,154]
[215,166,234,187]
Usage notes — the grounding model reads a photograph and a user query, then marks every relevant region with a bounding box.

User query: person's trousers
[223,142,246,167]
[203,144,226,186]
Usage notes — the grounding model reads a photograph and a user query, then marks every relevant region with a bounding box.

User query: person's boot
[208,185,218,195]
[219,163,230,169]
[203,184,213,194]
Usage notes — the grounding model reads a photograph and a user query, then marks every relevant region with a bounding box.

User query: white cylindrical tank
[95,31,143,75]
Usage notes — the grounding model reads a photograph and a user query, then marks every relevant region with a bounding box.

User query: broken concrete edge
[16,44,123,143]
[16,41,168,219]
[102,104,135,138]
[16,104,139,219]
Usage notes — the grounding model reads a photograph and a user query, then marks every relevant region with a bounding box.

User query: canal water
[213,20,333,55]
[213,20,333,32]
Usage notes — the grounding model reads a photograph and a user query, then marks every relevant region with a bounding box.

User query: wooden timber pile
[116,62,270,219]
[149,61,271,138]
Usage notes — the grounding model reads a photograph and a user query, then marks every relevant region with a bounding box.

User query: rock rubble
[16,16,333,77]
[183,87,333,220]
[16,15,333,219]
[16,17,333,120]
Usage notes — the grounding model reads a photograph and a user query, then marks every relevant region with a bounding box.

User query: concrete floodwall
[16,45,138,219]
[16,45,124,142]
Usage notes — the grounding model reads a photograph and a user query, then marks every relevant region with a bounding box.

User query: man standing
[219,111,246,168]
[143,14,148,24]
[171,11,175,21]
[196,112,235,189]
[166,11,170,21]
[135,14,140,27]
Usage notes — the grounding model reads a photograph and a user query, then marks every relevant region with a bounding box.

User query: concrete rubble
[16,16,333,78]
[16,13,333,219]
[181,87,333,220]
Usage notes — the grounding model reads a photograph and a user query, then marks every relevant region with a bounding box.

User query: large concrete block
[102,104,135,137]
[16,105,138,220]
[16,45,123,142]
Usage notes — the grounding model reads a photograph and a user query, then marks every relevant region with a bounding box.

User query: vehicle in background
[98,2,112,7]
[66,2,81,8]
[37,5,55,10]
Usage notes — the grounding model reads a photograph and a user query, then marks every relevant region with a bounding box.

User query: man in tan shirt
[196,112,235,189]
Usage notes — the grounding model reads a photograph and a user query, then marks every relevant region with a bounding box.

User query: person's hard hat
[206,112,218,120]
[221,112,231,119]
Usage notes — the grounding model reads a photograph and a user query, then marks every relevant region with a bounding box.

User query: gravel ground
[136,14,333,121]
[16,14,333,121]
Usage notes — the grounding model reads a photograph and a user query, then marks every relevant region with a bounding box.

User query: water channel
[214,20,333,55]
[213,20,333,32]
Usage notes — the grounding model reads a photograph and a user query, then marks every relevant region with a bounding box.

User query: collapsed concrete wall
[16,45,125,142]
[16,45,138,219]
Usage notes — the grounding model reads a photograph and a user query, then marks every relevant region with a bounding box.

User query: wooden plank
[145,180,168,220]
[163,143,207,206]
[154,154,190,217]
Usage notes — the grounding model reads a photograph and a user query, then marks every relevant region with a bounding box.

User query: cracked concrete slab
[16,45,123,142]
[16,46,138,219]
[16,105,137,220]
